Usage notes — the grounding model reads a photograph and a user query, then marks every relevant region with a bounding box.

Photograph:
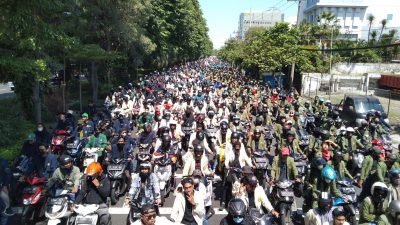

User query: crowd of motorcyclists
[1,57,400,225]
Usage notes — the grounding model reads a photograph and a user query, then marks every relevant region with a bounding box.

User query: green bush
[0,98,34,161]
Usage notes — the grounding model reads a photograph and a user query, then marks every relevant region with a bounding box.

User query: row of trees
[0,0,212,122]
[218,12,399,82]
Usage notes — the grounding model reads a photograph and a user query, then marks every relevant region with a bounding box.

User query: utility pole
[289,0,302,88]
[329,26,334,100]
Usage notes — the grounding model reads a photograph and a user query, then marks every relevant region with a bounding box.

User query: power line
[300,42,400,52]
[281,1,297,12]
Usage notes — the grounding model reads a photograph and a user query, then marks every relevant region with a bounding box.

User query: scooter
[81,148,101,172]
[127,202,146,224]
[334,177,358,225]
[21,176,47,225]
[65,138,83,167]
[352,149,365,179]
[154,156,172,206]
[249,208,273,225]
[72,204,99,225]
[51,130,68,155]
[45,189,72,225]
[108,158,129,205]
[252,149,269,190]
[271,180,295,225]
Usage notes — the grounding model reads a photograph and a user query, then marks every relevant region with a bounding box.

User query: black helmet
[59,155,72,167]
[287,130,295,137]
[389,169,400,184]
[161,135,171,144]
[228,198,246,217]
[207,110,215,117]
[320,130,329,139]
[196,131,205,141]
[312,157,327,170]
[220,122,228,130]
[375,111,382,118]
[160,126,170,134]
[231,132,241,140]
[193,144,204,155]
[247,175,258,186]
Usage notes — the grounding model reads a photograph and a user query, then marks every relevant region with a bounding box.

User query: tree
[367,14,375,43]
[379,19,388,41]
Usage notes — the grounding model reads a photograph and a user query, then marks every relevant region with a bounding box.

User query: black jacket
[219,215,256,225]
[75,174,110,205]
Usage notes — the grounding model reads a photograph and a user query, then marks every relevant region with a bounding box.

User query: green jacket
[359,196,388,224]
[377,214,395,225]
[332,161,353,179]
[360,155,374,181]
[311,177,341,208]
[278,139,302,155]
[370,161,388,184]
[271,156,298,182]
[339,136,363,161]
[247,136,267,152]
[46,166,82,191]
[357,128,372,148]
[85,133,108,156]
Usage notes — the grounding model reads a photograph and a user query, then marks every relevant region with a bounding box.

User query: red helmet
[251,89,257,95]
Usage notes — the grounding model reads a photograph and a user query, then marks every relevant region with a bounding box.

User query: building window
[387,14,393,20]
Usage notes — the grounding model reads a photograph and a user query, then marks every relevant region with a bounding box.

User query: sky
[199,0,299,49]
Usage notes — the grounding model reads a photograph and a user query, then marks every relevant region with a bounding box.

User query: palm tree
[379,19,388,41]
[316,11,338,55]
[370,30,378,44]
[367,14,375,42]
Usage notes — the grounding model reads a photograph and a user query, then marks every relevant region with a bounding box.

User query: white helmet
[371,182,388,195]
[346,127,355,133]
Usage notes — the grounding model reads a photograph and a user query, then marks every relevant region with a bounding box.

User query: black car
[339,95,388,126]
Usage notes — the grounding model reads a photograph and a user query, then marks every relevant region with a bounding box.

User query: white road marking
[109,207,227,215]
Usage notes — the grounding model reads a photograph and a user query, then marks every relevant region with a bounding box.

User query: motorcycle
[72,204,99,225]
[352,149,365,179]
[252,149,269,190]
[45,189,72,225]
[181,123,194,151]
[126,202,148,225]
[51,130,68,155]
[154,156,172,206]
[65,138,83,167]
[21,176,47,225]
[108,158,129,205]
[271,180,295,225]
[297,129,310,153]
[334,177,358,225]
[249,208,272,225]
[81,148,101,172]
[264,126,274,152]
[168,141,181,175]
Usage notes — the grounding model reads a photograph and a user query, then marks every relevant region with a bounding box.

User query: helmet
[287,130,295,137]
[313,157,327,170]
[318,192,332,213]
[231,132,241,140]
[207,110,215,117]
[321,166,337,182]
[375,111,382,118]
[196,131,205,141]
[59,155,72,167]
[346,127,355,133]
[387,200,400,219]
[160,126,170,134]
[319,97,324,103]
[371,182,388,196]
[86,162,102,176]
[228,198,246,217]
[139,162,152,170]
[193,145,204,155]
[161,135,172,144]
[389,169,400,184]
[220,121,228,130]
[247,175,258,186]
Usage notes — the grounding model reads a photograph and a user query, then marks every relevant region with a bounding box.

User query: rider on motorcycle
[311,166,341,208]
[183,145,212,177]
[219,198,256,225]
[25,144,57,179]
[270,147,298,183]
[125,162,161,206]
[75,162,111,225]
[388,169,400,202]
[379,200,400,225]
[359,182,389,224]
[304,192,334,225]
[339,127,364,162]
[46,155,81,195]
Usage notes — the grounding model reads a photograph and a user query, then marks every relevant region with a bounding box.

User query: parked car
[339,95,388,127]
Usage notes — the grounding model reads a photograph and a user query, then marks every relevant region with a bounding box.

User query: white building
[238,9,284,40]
[299,0,400,40]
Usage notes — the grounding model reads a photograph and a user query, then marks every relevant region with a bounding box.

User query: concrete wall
[332,63,400,75]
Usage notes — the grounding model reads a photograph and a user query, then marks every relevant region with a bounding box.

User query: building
[238,9,284,40]
[299,0,400,40]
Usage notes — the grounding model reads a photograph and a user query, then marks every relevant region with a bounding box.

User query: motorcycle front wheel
[21,205,34,225]
[110,182,120,205]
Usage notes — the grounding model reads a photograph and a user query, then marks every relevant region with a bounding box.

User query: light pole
[328,23,336,100]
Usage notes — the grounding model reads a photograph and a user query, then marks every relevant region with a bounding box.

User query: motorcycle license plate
[280,191,294,197]
[108,165,124,171]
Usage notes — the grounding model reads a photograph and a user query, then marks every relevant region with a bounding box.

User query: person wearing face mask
[270,147,298,183]
[75,162,111,225]
[339,127,364,162]
[46,155,81,199]
[311,166,341,209]
[359,147,387,202]
[304,192,334,225]
[85,128,108,161]
[219,199,255,225]
[20,133,39,159]
[113,114,130,134]
[108,137,134,186]
[388,169,400,202]
[125,162,161,207]
[359,182,389,225]
[34,123,52,146]
[25,144,57,179]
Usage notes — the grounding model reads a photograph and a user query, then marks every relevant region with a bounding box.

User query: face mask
[324,178,332,184]
[140,173,149,180]
[193,178,200,184]
[318,165,324,170]
[37,127,43,132]
[233,216,244,224]
[319,205,331,214]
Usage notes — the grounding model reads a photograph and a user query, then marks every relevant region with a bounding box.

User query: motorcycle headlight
[23,198,31,205]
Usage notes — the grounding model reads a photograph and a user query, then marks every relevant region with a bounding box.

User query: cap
[281,147,290,156]
[26,133,35,141]
[81,112,89,118]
